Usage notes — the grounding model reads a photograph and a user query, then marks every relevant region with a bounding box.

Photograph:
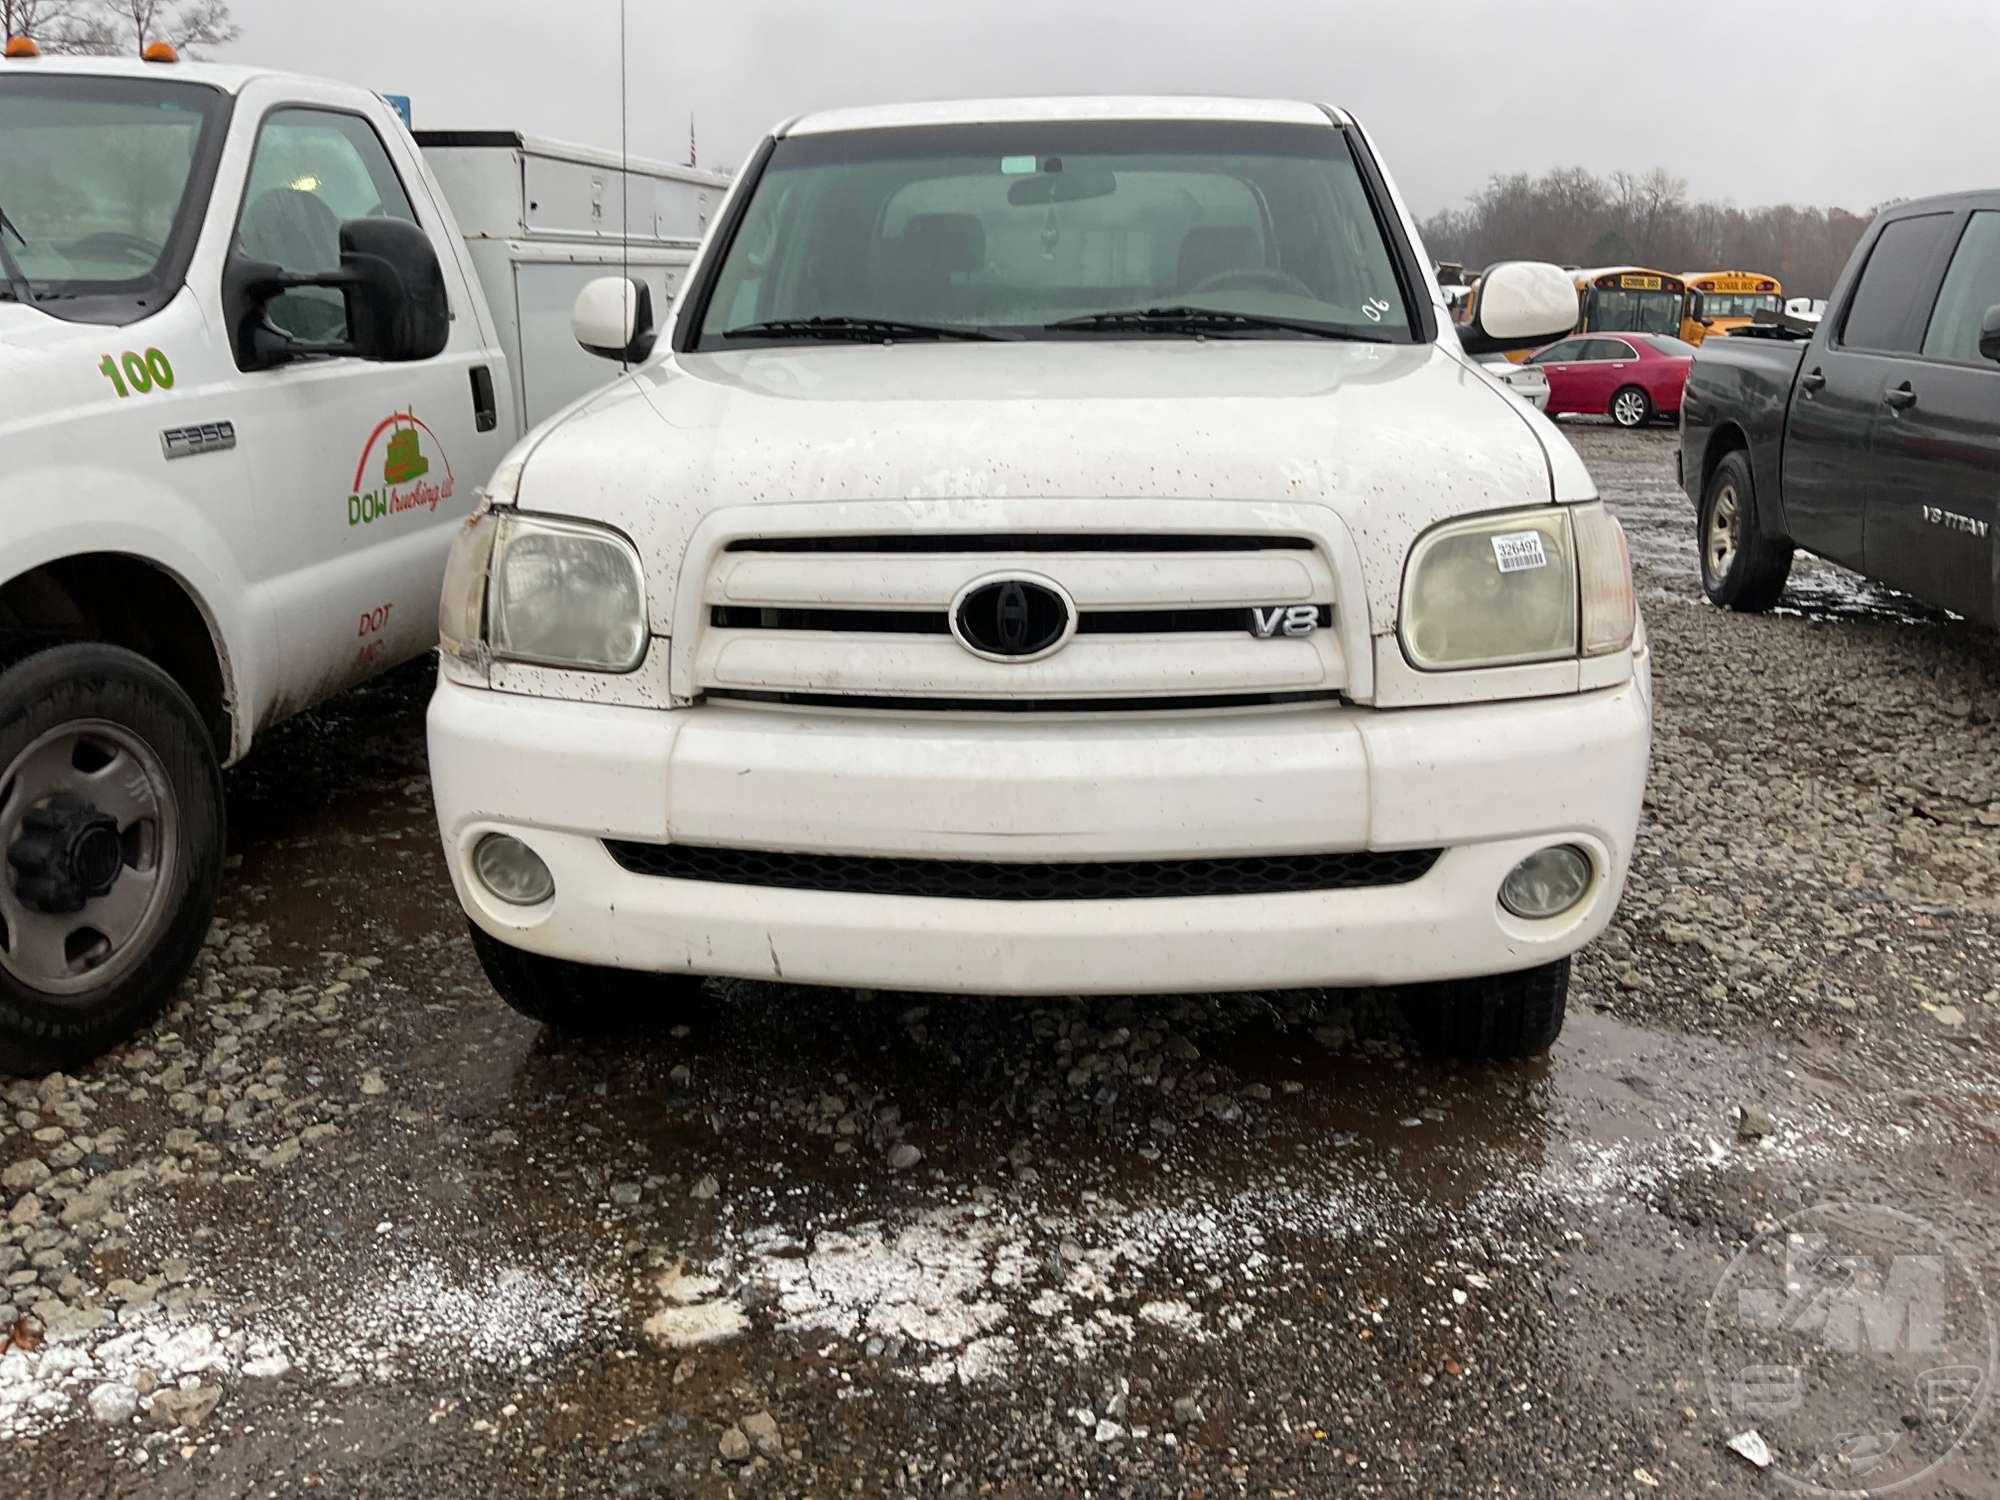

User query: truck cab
[0,54,516,1070]
[1681,192,2000,623]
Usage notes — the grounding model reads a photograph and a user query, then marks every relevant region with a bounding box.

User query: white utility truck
[429,97,1653,1061]
[0,50,724,1071]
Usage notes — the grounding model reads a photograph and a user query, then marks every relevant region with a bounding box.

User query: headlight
[439,505,499,667]
[438,509,648,673]
[1399,503,1635,671]
[1573,503,1636,657]
[1400,508,1577,670]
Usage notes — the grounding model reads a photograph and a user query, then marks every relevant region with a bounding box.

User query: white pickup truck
[0,51,724,1071]
[428,97,1653,1060]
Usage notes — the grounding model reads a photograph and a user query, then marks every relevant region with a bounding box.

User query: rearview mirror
[223,216,449,372]
[1981,303,2000,363]
[1457,261,1577,355]
[573,275,657,364]
[1006,168,1118,207]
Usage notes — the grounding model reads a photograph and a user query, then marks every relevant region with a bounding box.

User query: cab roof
[0,53,303,93]
[782,96,1347,137]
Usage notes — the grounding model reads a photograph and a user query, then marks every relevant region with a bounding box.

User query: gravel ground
[4,423,1998,1497]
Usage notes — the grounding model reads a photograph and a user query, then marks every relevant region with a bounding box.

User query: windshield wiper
[1045,306,1391,341]
[722,316,1001,343]
[0,199,32,306]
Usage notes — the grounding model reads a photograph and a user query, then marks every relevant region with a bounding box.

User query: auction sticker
[1491,530,1548,572]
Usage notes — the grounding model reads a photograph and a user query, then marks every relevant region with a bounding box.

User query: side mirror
[1981,303,2000,364]
[573,275,656,364]
[223,217,448,372]
[1458,261,1577,355]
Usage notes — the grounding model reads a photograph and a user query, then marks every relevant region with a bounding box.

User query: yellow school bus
[1679,270,1783,344]
[1491,266,1686,360]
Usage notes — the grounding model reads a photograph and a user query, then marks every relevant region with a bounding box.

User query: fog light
[1499,845,1592,920]
[473,834,555,906]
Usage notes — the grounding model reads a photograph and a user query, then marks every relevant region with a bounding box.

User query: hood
[0,299,97,349]
[513,339,1559,630]
[0,299,124,430]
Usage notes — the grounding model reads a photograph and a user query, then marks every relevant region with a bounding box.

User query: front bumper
[428,667,1651,995]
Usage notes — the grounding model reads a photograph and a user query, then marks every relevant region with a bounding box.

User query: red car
[1522,332,1696,427]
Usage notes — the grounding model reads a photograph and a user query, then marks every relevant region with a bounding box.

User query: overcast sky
[218,0,1995,217]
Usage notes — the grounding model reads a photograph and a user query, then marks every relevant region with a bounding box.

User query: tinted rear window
[1840,213,1953,353]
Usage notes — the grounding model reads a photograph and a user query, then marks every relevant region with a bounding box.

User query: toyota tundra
[427,98,1652,1059]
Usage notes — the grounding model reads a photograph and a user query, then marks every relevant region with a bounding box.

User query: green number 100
[98,347,176,398]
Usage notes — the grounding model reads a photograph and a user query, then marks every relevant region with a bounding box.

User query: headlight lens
[1574,503,1637,657]
[487,514,648,672]
[438,506,499,667]
[1400,508,1578,670]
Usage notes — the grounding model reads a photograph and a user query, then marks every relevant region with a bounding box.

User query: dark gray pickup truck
[1680,191,2000,623]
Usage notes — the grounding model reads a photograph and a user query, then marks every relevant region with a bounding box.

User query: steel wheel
[1611,386,1651,427]
[1705,481,1741,588]
[0,719,180,1000]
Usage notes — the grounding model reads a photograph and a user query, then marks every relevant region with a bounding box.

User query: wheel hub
[6,792,124,915]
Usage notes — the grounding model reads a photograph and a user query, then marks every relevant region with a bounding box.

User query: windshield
[693,120,1414,348]
[1587,288,1682,336]
[0,76,228,320]
[1694,291,1782,320]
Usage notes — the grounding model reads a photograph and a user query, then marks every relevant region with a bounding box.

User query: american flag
[688,114,697,169]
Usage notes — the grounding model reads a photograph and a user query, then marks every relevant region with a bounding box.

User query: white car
[1483,356,1551,410]
[428,97,1652,1059]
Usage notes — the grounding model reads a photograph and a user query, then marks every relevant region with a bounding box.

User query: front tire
[1397,958,1569,1060]
[1699,451,1794,612]
[1610,385,1653,428]
[0,643,224,1075]
[467,922,705,1033]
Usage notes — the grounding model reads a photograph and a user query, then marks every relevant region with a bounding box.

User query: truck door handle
[1883,382,1917,412]
[1799,368,1826,393]
[469,366,498,432]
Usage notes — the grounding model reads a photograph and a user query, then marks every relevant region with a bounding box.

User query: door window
[234,107,418,343]
[1528,340,1584,363]
[1585,338,1637,361]
[1839,213,1953,353]
[1920,211,2000,366]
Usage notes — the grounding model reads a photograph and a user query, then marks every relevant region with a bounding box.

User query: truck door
[1866,209,2000,623]
[1781,211,1957,566]
[209,80,511,728]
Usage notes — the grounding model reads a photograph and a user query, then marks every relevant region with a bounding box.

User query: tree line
[1419,166,1874,300]
[3,0,237,56]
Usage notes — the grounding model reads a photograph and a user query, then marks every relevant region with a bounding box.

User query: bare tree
[2,0,114,51]
[1422,165,1869,299]
[94,0,237,56]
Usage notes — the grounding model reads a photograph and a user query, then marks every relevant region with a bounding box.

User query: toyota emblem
[949,573,1077,661]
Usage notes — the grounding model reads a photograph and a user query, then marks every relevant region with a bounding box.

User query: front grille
[726,533,1315,554]
[697,526,1345,708]
[603,841,1440,900]
[703,688,1340,713]
[709,604,1331,636]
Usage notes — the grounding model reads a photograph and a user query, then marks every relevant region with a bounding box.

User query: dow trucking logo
[348,411,455,527]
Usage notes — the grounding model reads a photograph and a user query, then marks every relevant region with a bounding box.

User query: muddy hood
[514,339,1558,629]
